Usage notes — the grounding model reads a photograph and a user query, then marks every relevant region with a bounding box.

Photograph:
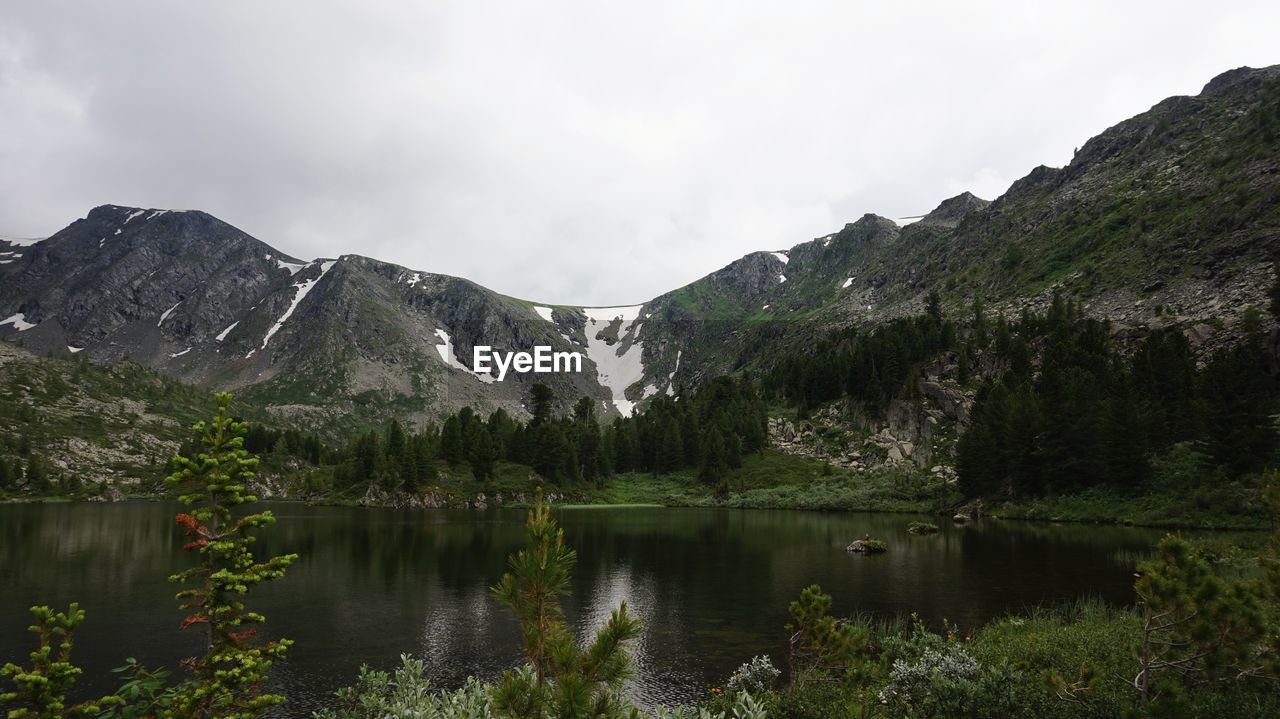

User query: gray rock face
[2,65,1276,438]
[0,206,663,434]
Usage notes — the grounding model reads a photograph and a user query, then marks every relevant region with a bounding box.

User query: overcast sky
[1,2,1277,305]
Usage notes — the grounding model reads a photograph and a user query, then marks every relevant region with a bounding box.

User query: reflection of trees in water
[0,502,1208,713]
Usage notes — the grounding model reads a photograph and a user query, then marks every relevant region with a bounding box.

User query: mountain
[2,65,1278,437]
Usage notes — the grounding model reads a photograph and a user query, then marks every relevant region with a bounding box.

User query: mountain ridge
[3,64,1278,436]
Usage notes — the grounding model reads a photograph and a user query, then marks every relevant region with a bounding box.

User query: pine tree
[491,492,641,718]
[786,585,873,688]
[530,384,554,427]
[1197,341,1278,477]
[926,290,944,327]
[165,393,298,718]
[970,297,988,347]
[699,426,728,485]
[1134,536,1268,708]
[441,416,464,467]
[467,422,496,482]
[571,397,601,485]
[25,455,50,494]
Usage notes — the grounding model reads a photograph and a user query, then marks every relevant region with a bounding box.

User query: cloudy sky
[1,2,1277,305]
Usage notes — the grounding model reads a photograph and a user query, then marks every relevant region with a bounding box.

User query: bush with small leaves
[314,654,492,719]
[725,655,780,695]
[878,643,1018,719]
[652,691,766,719]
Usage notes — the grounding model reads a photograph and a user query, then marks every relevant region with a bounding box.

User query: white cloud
[0,1,1277,304]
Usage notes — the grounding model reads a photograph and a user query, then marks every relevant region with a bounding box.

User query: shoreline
[3,490,1270,533]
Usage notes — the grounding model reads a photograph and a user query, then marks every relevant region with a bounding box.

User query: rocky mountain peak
[1199,64,1280,98]
[920,192,990,227]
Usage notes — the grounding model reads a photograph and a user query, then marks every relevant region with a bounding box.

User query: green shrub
[315,655,491,719]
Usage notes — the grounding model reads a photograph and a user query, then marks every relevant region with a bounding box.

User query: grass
[989,485,1273,530]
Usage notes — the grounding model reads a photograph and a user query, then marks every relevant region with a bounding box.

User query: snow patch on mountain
[215,321,239,342]
[123,210,145,224]
[402,272,423,287]
[533,305,555,322]
[665,349,682,396]
[433,328,495,384]
[169,347,191,358]
[260,260,336,351]
[778,274,787,284]
[842,277,854,289]
[267,254,306,276]
[581,305,646,416]
[770,251,789,264]
[158,301,181,326]
[1,313,36,331]
[67,346,84,353]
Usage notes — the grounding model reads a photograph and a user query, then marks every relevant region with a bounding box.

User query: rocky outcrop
[767,396,962,479]
[919,382,973,428]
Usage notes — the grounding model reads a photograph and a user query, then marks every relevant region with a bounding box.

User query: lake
[0,502,1166,716]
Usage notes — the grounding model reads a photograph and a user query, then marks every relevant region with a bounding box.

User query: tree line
[956,295,1278,498]
[241,375,769,494]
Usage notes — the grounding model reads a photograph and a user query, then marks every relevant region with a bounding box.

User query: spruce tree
[0,604,123,718]
[165,392,298,718]
[698,426,729,485]
[530,384,554,427]
[441,416,464,466]
[467,422,496,482]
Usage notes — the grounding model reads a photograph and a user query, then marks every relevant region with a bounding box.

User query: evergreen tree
[926,290,944,327]
[441,416,464,467]
[1197,341,1278,477]
[530,384,554,427]
[970,297,988,347]
[698,426,729,485]
[165,393,298,718]
[467,422,496,482]
[570,397,602,485]
[1134,536,1268,708]
[491,492,641,718]
[25,455,49,494]
[0,604,123,718]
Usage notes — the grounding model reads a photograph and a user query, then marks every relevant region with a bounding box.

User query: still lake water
[1,502,1168,715]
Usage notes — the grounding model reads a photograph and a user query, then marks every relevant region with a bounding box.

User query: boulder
[846,539,888,554]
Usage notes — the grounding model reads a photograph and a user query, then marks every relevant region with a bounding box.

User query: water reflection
[0,502,1183,715]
